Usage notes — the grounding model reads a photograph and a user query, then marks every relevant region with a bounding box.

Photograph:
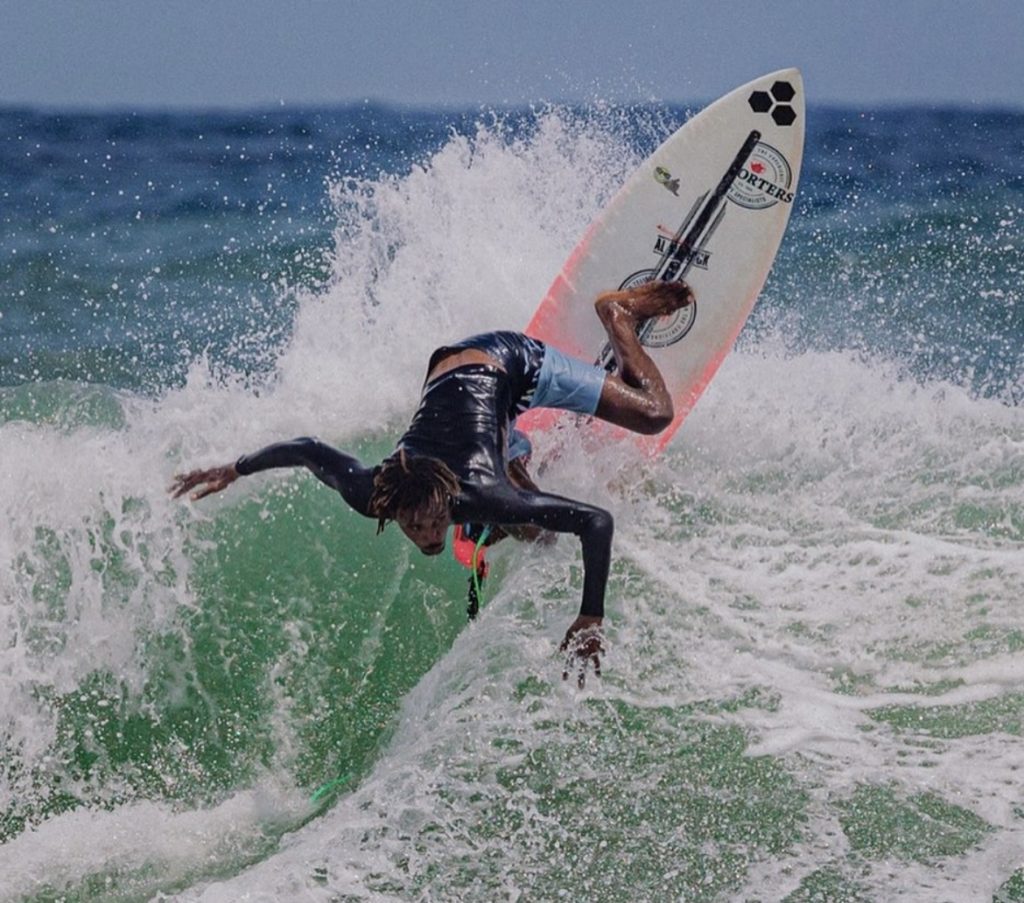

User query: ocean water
[0,98,1021,902]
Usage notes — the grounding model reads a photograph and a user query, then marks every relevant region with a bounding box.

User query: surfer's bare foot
[595,281,694,326]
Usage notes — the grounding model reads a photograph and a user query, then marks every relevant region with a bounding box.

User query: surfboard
[518,68,805,454]
[453,70,804,580]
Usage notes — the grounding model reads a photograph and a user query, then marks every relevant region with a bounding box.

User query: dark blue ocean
[1,100,1022,901]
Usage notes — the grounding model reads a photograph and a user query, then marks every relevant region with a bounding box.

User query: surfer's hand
[169,464,239,501]
[560,616,604,689]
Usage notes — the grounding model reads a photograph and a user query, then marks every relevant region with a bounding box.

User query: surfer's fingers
[562,653,585,688]
[576,654,601,689]
[562,649,600,689]
[190,478,229,501]
[168,471,201,498]
[170,470,214,499]
[172,465,238,501]
[562,651,580,684]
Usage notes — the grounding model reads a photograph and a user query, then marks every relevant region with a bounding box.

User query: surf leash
[310,771,354,804]
[455,523,492,620]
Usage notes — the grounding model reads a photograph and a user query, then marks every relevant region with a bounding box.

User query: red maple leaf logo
[750,161,765,174]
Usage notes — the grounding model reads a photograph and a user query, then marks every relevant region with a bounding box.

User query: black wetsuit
[235,333,612,618]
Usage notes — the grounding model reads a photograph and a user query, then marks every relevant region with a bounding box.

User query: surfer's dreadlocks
[370,449,461,533]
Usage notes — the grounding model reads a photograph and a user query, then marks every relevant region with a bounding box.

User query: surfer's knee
[630,396,674,434]
[595,380,674,435]
[594,292,625,328]
[605,402,673,435]
[638,408,674,435]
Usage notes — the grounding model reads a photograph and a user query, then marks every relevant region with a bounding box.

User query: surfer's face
[396,503,450,556]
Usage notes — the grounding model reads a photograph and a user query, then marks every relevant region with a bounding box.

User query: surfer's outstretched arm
[459,482,610,684]
[461,484,612,616]
[171,437,376,516]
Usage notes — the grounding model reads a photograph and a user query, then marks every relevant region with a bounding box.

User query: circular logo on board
[727,142,794,210]
[617,270,697,347]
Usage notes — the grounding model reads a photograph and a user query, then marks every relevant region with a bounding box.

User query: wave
[172,347,1024,902]
[1,107,1022,901]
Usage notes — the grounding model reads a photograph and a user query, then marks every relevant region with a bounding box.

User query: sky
[1,0,1020,111]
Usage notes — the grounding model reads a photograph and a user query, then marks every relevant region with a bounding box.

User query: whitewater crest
[1,103,1023,901]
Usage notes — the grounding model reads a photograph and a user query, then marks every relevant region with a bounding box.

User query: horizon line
[2,96,1022,117]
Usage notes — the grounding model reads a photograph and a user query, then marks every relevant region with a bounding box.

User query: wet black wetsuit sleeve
[457,484,613,618]
[235,437,376,518]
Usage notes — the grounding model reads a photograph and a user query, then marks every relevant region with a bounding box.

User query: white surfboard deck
[518,68,805,455]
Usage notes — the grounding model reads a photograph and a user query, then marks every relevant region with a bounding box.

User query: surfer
[171,280,694,686]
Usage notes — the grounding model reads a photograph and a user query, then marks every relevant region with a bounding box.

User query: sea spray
[0,102,1021,900]
[0,106,655,899]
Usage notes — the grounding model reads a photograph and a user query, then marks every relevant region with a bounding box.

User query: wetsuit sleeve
[457,485,613,618]
[235,437,376,518]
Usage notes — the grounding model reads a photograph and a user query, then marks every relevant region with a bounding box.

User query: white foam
[0,776,309,902]
[168,342,1024,900]
[3,107,1023,899]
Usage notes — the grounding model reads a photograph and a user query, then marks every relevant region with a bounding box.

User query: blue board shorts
[531,343,607,416]
[508,343,607,460]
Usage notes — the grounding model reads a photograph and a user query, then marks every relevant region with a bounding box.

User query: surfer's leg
[593,281,694,434]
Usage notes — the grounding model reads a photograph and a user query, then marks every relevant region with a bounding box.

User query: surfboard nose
[745,68,804,127]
